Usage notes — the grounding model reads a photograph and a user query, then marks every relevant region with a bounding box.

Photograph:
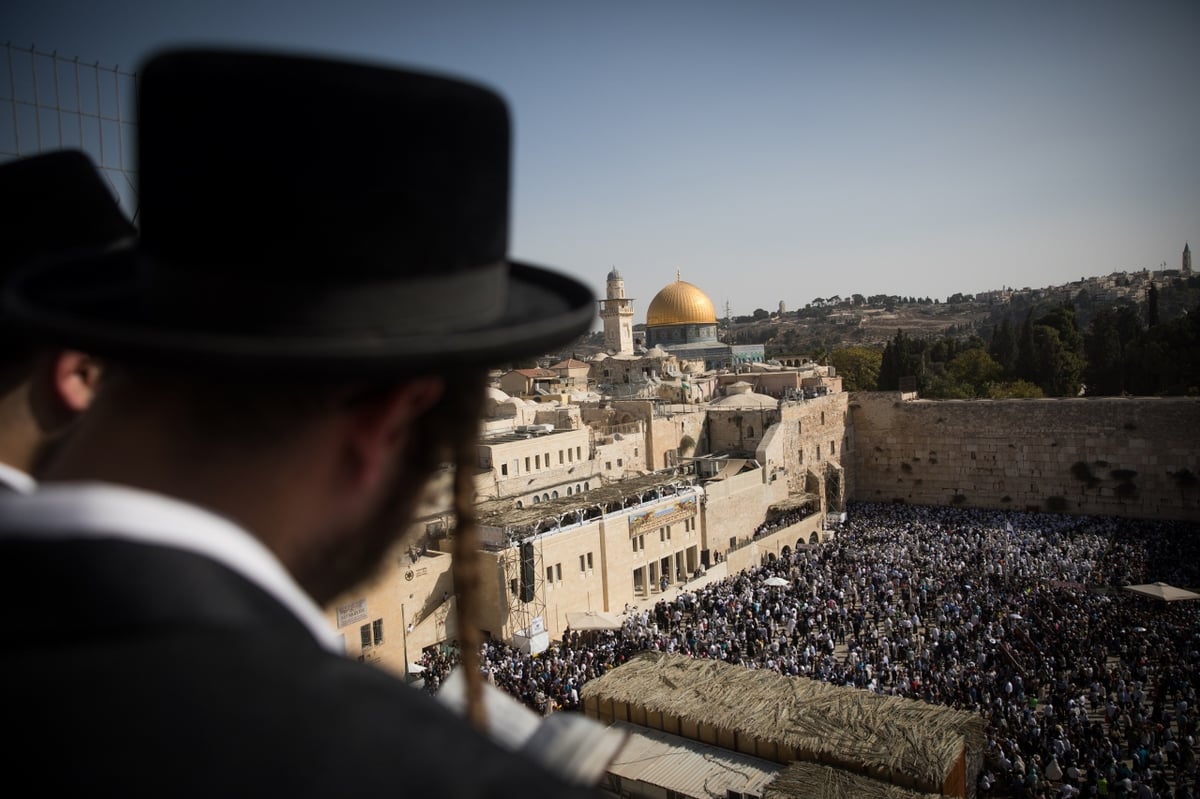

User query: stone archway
[781,545,791,559]
[809,531,820,545]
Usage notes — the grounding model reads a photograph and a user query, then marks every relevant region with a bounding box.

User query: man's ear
[343,376,445,491]
[54,351,102,414]
[29,350,102,433]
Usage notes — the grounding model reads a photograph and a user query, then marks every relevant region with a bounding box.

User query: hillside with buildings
[565,244,1199,363]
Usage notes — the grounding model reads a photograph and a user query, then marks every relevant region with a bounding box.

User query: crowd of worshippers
[752,507,811,539]
[418,501,1200,798]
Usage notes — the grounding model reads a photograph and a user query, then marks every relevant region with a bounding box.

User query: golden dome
[646,279,717,327]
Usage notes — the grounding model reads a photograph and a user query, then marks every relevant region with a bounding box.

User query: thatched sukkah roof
[581,652,984,795]
[763,761,945,799]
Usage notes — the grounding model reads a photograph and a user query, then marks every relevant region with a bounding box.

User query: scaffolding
[505,534,549,653]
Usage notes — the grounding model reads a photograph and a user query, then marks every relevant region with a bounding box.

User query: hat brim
[4,247,596,377]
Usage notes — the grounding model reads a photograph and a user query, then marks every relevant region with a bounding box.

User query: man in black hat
[0,150,133,492]
[0,49,599,796]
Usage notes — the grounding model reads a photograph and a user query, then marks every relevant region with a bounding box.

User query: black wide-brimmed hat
[2,49,595,376]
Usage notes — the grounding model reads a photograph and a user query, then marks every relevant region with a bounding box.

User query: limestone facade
[848,393,1200,520]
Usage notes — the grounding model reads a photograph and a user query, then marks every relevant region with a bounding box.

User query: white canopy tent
[1123,582,1200,602]
[566,610,625,631]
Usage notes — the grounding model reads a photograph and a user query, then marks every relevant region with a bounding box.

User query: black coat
[0,536,603,798]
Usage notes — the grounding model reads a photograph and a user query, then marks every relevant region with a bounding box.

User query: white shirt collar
[0,482,344,653]
[0,462,36,494]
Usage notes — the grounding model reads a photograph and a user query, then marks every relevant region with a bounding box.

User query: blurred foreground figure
[0,150,132,491]
[0,49,597,796]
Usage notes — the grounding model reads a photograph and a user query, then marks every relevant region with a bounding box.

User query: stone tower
[599,267,635,355]
[1184,242,1192,275]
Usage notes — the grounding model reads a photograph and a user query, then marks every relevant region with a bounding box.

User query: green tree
[987,380,1045,398]
[1031,325,1085,396]
[989,317,1018,378]
[922,372,974,399]
[1084,306,1142,395]
[830,346,882,391]
[1015,311,1038,384]
[946,348,1004,396]
[878,329,923,390]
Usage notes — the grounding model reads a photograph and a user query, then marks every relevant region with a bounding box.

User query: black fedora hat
[0,149,135,282]
[3,49,594,376]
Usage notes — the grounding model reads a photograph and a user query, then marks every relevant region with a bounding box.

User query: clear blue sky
[7,0,1198,327]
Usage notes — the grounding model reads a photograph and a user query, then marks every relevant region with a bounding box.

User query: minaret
[599,267,635,354]
[1184,242,1192,275]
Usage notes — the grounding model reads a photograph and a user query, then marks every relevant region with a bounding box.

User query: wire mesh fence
[1,42,138,221]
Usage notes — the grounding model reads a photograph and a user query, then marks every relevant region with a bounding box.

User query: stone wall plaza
[849,393,1200,521]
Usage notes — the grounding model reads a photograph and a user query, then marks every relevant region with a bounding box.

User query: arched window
[552,491,559,499]
[531,495,539,504]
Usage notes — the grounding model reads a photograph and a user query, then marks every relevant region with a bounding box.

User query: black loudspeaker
[519,541,536,603]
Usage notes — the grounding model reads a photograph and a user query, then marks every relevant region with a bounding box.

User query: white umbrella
[762,576,791,588]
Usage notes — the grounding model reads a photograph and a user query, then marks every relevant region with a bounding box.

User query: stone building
[599,267,636,355]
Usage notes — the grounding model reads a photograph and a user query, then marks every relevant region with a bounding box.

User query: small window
[660,528,666,542]
[546,566,554,583]
[360,624,372,649]
[501,463,508,476]
[830,440,836,455]
[545,452,550,467]
[576,446,582,460]
[555,563,562,581]
[587,552,593,570]
[747,426,754,438]
[606,461,612,470]
[821,412,825,424]
[372,618,384,645]
[535,454,541,469]
[559,450,564,464]
[617,458,623,467]
[525,457,531,472]
[580,555,587,573]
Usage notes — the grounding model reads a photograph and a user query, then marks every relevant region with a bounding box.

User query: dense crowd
[419,501,1200,798]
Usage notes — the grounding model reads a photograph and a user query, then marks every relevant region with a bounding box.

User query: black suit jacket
[0,536,604,798]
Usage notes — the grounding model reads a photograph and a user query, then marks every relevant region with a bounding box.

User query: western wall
[848,392,1200,521]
